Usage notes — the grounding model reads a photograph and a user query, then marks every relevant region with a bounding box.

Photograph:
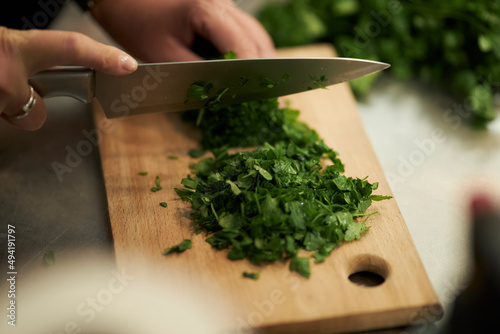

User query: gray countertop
[0,99,114,276]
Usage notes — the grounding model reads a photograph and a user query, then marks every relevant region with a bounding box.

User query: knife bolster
[29,66,95,103]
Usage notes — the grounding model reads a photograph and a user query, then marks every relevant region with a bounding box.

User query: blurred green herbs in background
[257,0,500,128]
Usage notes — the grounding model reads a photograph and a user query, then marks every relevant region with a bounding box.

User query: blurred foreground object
[0,253,233,334]
[258,0,500,128]
[439,194,500,333]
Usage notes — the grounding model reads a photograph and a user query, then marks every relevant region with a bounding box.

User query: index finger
[16,30,138,75]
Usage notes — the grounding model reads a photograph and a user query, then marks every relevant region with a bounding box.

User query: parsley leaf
[224,51,237,59]
[188,148,206,158]
[312,243,337,264]
[243,272,260,280]
[186,83,210,101]
[310,75,328,89]
[44,250,57,266]
[151,175,162,192]
[162,239,192,255]
[370,194,393,201]
[289,255,310,278]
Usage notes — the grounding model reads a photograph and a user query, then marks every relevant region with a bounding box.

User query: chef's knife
[29,58,389,119]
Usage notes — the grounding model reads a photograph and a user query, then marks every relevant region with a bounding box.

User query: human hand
[0,27,138,131]
[90,0,276,62]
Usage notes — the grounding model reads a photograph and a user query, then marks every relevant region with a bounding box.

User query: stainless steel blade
[95,58,389,118]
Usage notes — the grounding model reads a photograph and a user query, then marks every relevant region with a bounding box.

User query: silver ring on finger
[14,85,36,120]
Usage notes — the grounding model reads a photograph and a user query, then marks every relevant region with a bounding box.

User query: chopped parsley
[185,81,228,109]
[138,171,148,176]
[44,250,57,266]
[186,82,211,101]
[259,76,279,89]
[310,75,328,89]
[162,239,192,255]
[182,98,318,150]
[238,76,250,87]
[224,50,237,59]
[151,176,162,192]
[289,256,310,278]
[243,272,260,280]
[160,202,168,208]
[188,148,206,158]
[175,140,389,277]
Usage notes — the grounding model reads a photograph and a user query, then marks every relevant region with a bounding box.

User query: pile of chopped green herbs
[257,0,500,128]
[176,110,390,277]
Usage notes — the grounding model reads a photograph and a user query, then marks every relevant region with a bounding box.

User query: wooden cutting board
[94,44,442,333]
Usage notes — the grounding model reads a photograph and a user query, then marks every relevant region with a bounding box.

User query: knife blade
[29,57,389,119]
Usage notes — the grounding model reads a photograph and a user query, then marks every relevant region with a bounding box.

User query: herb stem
[254,192,262,215]
[196,108,205,127]
[211,202,219,221]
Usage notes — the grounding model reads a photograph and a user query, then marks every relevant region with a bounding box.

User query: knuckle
[61,31,114,71]
[188,1,211,26]
[189,0,231,29]
[0,28,34,117]
[0,26,21,55]
[0,26,10,50]
[61,32,86,59]
[193,0,218,7]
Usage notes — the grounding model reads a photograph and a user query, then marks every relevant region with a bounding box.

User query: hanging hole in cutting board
[347,254,389,288]
[348,271,385,287]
